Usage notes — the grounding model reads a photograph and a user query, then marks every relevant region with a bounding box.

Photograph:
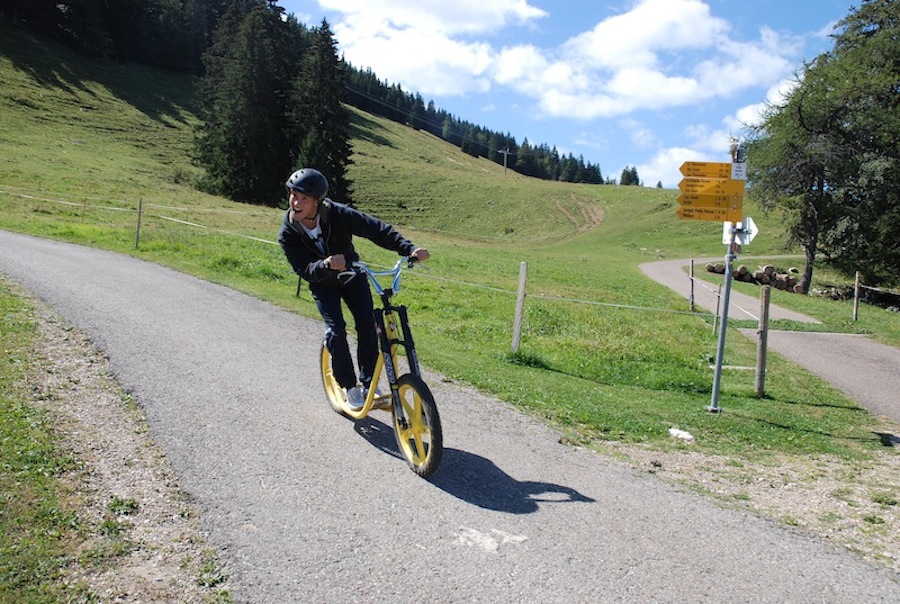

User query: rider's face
[289,189,318,219]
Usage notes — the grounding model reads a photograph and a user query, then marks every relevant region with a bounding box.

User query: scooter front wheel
[392,374,442,477]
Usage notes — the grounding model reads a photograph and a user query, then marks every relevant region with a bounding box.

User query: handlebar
[350,257,416,296]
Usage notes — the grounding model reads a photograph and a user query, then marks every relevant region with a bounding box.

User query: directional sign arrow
[677,193,743,210]
[679,161,732,179]
[678,177,745,196]
[677,205,743,222]
[738,216,758,245]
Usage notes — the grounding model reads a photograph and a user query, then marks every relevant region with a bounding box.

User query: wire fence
[690,274,759,322]
[1,185,720,323]
[0,184,840,406]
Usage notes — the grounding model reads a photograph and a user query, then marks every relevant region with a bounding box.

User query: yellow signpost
[677,177,745,195]
[676,205,742,222]
[678,146,760,416]
[676,162,745,223]
[679,161,733,179]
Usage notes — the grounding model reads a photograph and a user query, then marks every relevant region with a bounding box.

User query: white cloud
[336,21,494,95]
[492,0,798,120]
[630,127,659,149]
[733,103,767,129]
[814,19,839,40]
[328,1,546,95]
[319,0,802,122]
[319,0,547,36]
[684,123,734,154]
[322,0,546,35]
[639,146,721,188]
[728,77,799,130]
[562,0,730,70]
[573,131,609,153]
[494,44,548,88]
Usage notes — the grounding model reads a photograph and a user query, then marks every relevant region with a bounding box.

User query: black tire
[392,374,443,477]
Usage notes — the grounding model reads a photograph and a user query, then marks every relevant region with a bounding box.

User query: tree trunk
[799,243,815,294]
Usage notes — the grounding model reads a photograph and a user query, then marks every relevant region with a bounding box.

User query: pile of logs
[706,263,803,293]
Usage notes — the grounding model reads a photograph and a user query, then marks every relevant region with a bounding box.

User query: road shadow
[876,432,900,447]
[353,416,595,514]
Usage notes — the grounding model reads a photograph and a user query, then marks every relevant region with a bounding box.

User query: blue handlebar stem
[352,257,411,296]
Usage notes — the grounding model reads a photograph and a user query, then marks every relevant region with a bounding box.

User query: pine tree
[292,19,354,205]
[515,139,536,177]
[408,93,426,130]
[619,166,640,186]
[195,0,298,204]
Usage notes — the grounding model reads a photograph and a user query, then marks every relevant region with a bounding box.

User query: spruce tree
[291,19,354,205]
[195,0,298,205]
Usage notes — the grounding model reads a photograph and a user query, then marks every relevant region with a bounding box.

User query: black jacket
[278,199,416,288]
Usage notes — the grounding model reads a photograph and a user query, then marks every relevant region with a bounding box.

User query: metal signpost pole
[676,143,755,413]
[708,226,737,413]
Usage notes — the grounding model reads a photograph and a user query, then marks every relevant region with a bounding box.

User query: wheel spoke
[397,387,430,463]
[393,375,443,476]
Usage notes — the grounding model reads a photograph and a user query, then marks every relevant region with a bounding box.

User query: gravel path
[2,230,899,603]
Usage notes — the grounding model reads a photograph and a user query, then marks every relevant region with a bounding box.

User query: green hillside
[2,20,898,460]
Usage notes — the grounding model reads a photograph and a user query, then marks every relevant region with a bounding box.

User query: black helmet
[285,168,328,199]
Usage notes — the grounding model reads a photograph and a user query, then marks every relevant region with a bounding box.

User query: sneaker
[370,387,391,410]
[346,386,366,411]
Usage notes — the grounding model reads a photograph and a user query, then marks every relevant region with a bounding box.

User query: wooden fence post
[853,271,860,321]
[689,259,695,312]
[134,197,143,250]
[755,286,771,397]
[511,262,528,353]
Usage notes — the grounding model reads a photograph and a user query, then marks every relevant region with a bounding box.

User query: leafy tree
[2,0,227,72]
[747,0,899,288]
[816,0,900,284]
[292,19,354,205]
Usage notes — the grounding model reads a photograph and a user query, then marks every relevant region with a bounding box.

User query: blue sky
[278,0,854,187]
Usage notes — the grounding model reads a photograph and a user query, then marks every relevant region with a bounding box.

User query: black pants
[312,275,377,390]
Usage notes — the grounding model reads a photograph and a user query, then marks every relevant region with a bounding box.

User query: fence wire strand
[0,185,742,321]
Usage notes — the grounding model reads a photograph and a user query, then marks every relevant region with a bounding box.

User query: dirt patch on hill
[554,194,605,233]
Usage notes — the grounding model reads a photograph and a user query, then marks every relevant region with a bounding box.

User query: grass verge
[0,280,82,602]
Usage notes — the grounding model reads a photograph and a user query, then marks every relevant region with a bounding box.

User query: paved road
[641,258,900,424]
[640,257,820,323]
[2,231,899,603]
[743,330,900,424]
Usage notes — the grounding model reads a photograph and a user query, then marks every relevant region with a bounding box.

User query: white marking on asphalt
[456,527,528,552]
